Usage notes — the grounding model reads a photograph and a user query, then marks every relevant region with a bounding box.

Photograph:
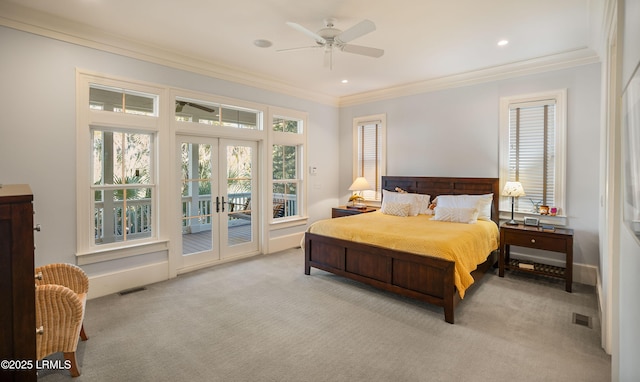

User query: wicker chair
[35,263,89,377]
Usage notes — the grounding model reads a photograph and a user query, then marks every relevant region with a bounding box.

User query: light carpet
[38,248,611,381]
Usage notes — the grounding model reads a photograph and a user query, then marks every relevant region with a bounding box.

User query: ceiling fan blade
[336,19,376,43]
[285,22,326,44]
[341,44,384,58]
[276,45,321,52]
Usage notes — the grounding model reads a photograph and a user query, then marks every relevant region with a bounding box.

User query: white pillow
[414,194,431,214]
[434,194,493,221]
[382,190,429,216]
[432,207,479,224]
[380,202,411,217]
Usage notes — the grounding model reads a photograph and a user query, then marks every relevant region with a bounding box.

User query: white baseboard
[87,261,168,300]
[268,232,304,254]
[509,251,597,286]
[87,233,305,299]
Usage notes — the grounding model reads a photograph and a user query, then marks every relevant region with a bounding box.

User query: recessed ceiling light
[341,79,348,84]
[253,39,272,48]
[498,39,509,46]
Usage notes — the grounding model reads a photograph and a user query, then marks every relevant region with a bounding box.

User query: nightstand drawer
[503,231,567,252]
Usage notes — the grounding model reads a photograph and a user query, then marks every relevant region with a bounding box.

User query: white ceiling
[0,0,599,102]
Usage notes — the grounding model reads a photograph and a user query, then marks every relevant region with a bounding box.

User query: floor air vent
[118,287,147,296]
[572,312,592,328]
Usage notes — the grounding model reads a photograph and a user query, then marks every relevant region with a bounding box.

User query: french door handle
[221,196,225,212]
[216,196,220,213]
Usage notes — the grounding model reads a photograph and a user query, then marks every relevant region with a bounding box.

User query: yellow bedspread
[307,211,499,298]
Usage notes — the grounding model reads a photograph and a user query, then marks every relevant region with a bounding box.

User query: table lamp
[348,177,371,208]
[502,181,525,225]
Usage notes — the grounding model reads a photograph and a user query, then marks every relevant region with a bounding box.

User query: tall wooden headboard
[381,176,500,225]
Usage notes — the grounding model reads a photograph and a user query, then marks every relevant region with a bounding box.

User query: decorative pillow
[414,194,432,214]
[432,207,479,224]
[380,202,411,217]
[434,194,493,221]
[382,190,418,216]
[382,189,430,216]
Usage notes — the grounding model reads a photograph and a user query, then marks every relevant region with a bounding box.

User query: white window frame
[499,89,567,220]
[268,107,307,226]
[353,114,386,203]
[76,72,168,263]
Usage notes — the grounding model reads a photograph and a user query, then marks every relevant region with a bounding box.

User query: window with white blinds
[500,90,567,216]
[353,114,386,202]
[509,100,556,211]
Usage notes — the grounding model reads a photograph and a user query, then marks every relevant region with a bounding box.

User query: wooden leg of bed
[444,306,454,324]
[304,265,310,275]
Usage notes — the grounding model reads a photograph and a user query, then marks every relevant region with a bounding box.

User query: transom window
[175,97,259,129]
[273,117,302,133]
[89,84,157,116]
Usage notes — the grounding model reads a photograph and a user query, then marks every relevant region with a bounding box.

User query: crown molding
[0,2,601,110]
[338,48,601,107]
[0,2,339,107]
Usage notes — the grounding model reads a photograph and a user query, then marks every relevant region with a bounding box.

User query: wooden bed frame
[304,176,500,324]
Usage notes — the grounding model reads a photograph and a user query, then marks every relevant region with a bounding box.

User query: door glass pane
[226,144,253,245]
[181,142,214,255]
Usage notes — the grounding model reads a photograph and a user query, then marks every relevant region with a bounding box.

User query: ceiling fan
[278,18,384,70]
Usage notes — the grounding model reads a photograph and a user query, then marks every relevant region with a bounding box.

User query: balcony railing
[94,193,298,243]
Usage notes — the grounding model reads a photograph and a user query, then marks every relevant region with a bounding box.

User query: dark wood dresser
[0,184,37,381]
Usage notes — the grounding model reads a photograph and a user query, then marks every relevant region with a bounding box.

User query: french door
[178,136,258,271]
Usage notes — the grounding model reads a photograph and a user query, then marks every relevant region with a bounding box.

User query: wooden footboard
[305,232,460,323]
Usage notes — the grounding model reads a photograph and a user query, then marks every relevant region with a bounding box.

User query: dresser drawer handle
[531,239,536,243]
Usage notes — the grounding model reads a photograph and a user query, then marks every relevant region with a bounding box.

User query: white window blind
[508,100,556,212]
[356,120,383,201]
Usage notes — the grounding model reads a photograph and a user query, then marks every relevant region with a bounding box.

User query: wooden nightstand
[499,223,574,292]
[332,206,378,218]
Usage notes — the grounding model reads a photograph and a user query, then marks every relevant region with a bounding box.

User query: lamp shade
[348,177,371,192]
[502,181,526,197]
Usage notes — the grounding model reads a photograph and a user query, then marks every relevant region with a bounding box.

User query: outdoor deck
[182,221,252,254]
